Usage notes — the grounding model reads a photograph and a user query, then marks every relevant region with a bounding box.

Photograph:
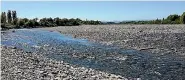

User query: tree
[166,14,180,22]
[39,18,55,27]
[54,17,60,26]
[12,11,18,25]
[25,20,35,28]
[1,12,6,23]
[175,17,181,24]
[47,17,56,26]
[17,18,25,27]
[21,18,29,27]
[33,18,40,26]
[61,18,68,26]
[1,12,7,29]
[76,18,82,25]
[68,18,80,26]
[180,12,185,24]
[154,18,161,24]
[22,18,29,23]
[7,10,12,24]
[39,18,47,26]
[161,18,165,24]
[47,17,53,23]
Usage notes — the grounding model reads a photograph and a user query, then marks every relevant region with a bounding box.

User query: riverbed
[1,25,185,80]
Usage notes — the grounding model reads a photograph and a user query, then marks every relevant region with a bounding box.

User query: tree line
[1,10,102,29]
[119,13,185,24]
[1,10,185,29]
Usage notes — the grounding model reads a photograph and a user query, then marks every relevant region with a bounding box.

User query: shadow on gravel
[1,29,185,80]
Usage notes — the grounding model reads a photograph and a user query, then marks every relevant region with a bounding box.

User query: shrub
[180,12,185,24]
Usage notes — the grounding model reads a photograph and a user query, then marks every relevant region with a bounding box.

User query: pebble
[1,46,126,80]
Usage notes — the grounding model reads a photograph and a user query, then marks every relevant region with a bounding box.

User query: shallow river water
[1,29,185,80]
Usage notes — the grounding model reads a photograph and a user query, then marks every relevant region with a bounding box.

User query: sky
[1,1,185,21]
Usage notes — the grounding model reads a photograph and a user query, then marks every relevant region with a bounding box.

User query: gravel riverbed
[1,24,185,80]
[40,24,185,57]
[1,46,127,80]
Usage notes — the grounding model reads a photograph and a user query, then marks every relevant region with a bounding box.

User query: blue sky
[1,1,185,21]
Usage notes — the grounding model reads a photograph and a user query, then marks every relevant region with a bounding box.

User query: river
[1,29,185,80]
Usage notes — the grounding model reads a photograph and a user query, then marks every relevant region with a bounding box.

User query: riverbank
[1,46,126,80]
[40,24,185,57]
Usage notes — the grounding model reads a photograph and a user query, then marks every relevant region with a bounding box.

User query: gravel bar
[40,24,185,57]
[1,46,128,80]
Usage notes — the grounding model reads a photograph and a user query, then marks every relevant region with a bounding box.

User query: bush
[180,12,185,24]
[5,23,15,29]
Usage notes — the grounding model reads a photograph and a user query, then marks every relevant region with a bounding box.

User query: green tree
[180,12,185,24]
[54,17,60,26]
[39,18,47,26]
[175,17,181,24]
[161,18,165,24]
[21,18,29,27]
[25,20,35,28]
[155,18,161,24]
[7,10,12,24]
[1,12,6,23]
[61,18,69,26]
[47,17,54,23]
[166,14,180,22]
[12,11,18,25]
[17,18,25,27]
[1,12,7,29]
[75,18,82,25]
[68,18,80,26]
[22,18,29,23]
[33,18,40,26]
